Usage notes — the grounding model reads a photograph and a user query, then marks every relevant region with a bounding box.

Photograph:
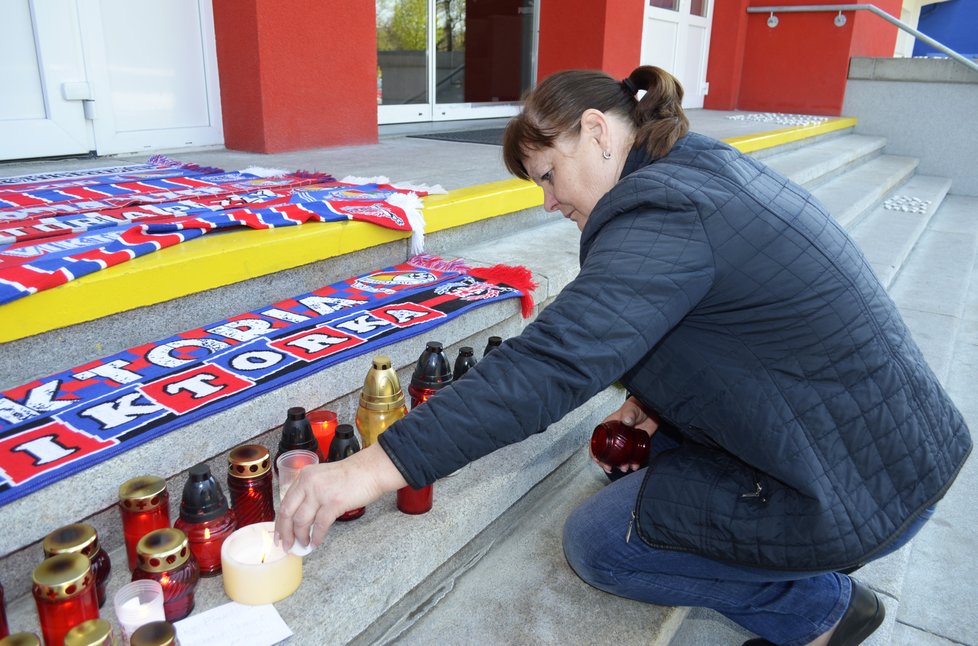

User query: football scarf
[0,158,439,305]
[0,255,536,507]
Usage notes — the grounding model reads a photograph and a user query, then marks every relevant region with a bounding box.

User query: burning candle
[307,410,338,456]
[31,553,99,646]
[132,529,200,622]
[220,522,302,605]
[118,476,171,572]
[174,464,237,576]
[42,523,112,608]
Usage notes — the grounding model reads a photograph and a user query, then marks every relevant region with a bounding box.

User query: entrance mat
[0,158,442,305]
[0,254,536,507]
[409,127,506,146]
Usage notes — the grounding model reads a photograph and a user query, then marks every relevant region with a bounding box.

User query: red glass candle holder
[307,410,338,457]
[132,529,200,622]
[32,553,99,646]
[227,445,275,526]
[174,464,237,576]
[396,485,434,514]
[590,420,651,468]
[118,476,171,572]
[0,579,9,639]
[42,523,112,608]
[327,425,366,521]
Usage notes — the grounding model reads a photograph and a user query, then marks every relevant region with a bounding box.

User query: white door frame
[378,0,525,126]
[641,0,714,109]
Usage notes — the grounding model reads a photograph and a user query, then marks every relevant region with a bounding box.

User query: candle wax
[221,522,302,606]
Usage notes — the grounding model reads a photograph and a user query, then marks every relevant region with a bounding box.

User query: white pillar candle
[221,522,302,605]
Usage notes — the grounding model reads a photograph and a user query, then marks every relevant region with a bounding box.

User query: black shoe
[741,581,884,646]
[827,580,885,646]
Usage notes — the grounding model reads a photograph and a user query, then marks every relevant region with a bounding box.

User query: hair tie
[621,77,639,97]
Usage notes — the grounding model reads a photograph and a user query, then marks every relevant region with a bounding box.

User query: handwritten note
[174,602,293,646]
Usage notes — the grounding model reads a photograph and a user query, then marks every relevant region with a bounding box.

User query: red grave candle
[42,523,112,608]
[590,420,651,468]
[132,529,200,622]
[118,476,171,572]
[31,553,99,646]
[227,445,276,527]
[173,464,237,576]
[307,410,338,458]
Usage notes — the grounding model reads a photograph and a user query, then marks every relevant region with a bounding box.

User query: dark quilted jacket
[379,132,972,571]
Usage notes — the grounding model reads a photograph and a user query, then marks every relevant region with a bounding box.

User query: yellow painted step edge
[0,118,855,343]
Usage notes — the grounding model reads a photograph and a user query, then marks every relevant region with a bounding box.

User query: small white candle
[221,522,303,605]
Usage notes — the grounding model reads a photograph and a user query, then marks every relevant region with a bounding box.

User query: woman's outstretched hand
[275,442,408,551]
[592,396,659,474]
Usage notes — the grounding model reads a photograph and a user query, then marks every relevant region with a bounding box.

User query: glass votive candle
[227,445,275,527]
[31,553,99,646]
[590,420,651,468]
[307,410,338,456]
[63,618,114,646]
[132,529,200,622]
[129,621,178,646]
[42,524,112,608]
[113,580,166,644]
[397,485,434,515]
[118,476,170,572]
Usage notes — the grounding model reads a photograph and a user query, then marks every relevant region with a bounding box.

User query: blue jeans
[563,452,934,645]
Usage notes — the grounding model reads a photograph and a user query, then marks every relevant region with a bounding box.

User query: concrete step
[849,174,952,288]
[368,449,690,645]
[812,154,919,229]
[765,133,887,189]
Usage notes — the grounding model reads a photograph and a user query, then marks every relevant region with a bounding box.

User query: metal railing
[747,4,978,75]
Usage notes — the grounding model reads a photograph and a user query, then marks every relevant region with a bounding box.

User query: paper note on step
[174,602,293,646]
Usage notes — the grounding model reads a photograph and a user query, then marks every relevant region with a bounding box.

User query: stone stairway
[3,126,972,645]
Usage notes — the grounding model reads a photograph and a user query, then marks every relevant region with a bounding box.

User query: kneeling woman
[276,66,971,646]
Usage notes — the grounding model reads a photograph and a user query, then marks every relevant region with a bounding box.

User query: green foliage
[376,0,465,52]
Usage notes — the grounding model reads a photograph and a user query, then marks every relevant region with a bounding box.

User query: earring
[602,151,612,160]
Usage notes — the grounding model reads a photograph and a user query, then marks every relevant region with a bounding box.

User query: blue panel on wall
[913,0,978,58]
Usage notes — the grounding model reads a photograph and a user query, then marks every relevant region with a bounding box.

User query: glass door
[377,0,535,125]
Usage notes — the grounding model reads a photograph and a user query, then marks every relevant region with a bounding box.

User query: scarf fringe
[408,254,471,273]
[387,192,426,255]
[469,263,538,318]
[146,154,225,176]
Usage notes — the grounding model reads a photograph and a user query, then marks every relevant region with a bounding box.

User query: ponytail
[622,66,689,160]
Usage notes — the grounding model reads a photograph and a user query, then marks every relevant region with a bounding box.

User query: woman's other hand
[275,443,407,551]
[592,396,659,474]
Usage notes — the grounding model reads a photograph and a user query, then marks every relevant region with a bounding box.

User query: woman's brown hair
[502,66,688,180]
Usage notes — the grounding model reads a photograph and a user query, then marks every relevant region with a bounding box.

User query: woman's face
[522,123,621,231]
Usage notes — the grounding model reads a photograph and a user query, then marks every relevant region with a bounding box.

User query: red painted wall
[537,0,643,80]
[730,0,901,115]
[704,0,750,110]
[213,0,378,153]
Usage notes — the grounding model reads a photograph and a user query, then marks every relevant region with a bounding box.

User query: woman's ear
[580,108,610,151]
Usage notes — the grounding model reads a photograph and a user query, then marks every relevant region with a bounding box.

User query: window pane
[649,0,678,10]
[376,0,428,105]
[690,0,707,17]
